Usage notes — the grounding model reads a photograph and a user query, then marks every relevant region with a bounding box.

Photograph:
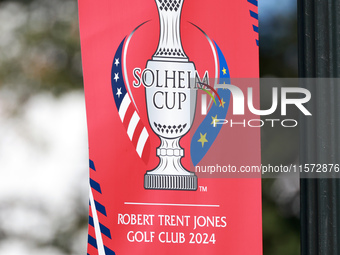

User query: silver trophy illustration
[144,0,198,190]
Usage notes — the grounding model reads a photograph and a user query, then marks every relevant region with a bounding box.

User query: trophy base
[144,174,197,191]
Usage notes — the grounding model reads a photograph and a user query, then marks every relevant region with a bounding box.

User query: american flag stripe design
[111,38,150,163]
[136,127,149,157]
[127,111,140,139]
[118,94,131,122]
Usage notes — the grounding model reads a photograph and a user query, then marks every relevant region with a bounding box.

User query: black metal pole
[298,0,340,254]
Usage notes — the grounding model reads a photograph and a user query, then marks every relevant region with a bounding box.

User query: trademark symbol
[199,186,208,192]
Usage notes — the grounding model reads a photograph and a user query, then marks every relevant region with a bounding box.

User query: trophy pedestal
[144,137,197,191]
[144,174,197,190]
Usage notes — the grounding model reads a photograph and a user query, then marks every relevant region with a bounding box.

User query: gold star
[211,115,219,125]
[198,133,208,148]
[219,98,226,108]
[222,81,228,90]
[222,67,227,75]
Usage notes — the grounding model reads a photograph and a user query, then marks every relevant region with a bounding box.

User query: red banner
[78,0,262,254]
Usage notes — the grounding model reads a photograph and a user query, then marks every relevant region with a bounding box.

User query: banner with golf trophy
[78,0,261,254]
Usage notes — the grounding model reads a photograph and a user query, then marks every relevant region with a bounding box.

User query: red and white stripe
[118,94,149,159]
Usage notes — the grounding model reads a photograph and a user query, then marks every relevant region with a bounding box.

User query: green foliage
[0,0,82,97]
